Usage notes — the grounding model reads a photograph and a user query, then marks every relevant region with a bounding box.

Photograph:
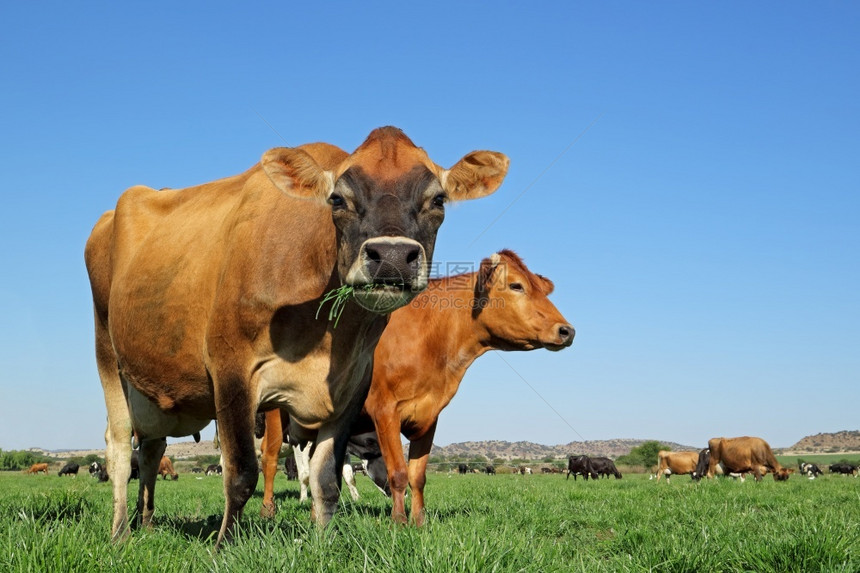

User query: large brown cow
[25,463,49,475]
[706,436,791,481]
[655,450,699,482]
[85,127,508,546]
[259,250,572,524]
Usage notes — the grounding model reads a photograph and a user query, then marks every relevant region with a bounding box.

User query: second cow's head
[262,126,508,313]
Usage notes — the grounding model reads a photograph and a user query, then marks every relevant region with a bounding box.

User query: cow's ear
[475,253,502,295]
[441,151,509,201]
[535,273,555,295]
[261,147,334,204]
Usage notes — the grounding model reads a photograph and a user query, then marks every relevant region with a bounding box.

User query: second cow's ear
[261,147,334,204]
[475,253,502,297]
[441,151,509,201]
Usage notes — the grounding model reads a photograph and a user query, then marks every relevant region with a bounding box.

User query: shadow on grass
[157,514,223,542]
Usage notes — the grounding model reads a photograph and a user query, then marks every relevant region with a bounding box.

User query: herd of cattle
[69,126,855,548]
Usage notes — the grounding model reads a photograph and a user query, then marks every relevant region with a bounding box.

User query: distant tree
[492,458,505,466]
[616,441,670,469]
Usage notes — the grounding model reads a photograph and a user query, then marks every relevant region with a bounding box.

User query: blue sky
[1,3,857,452]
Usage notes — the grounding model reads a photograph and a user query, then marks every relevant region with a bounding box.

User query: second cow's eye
[509,282,524,292]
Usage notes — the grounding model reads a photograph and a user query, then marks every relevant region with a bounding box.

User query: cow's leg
[406,421,436,527]
[260,409,283,518]
[342,459,360,501]
[133,437,166,529]
[373,409,409,524]
[307,422,350,527]
[95,321,133,542]
[214,403,258,549]
[295,444,311,503]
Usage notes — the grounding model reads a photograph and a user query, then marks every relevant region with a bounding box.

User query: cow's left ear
[261,147,334,204]
[441,151,509,201]
[475,253,502,295]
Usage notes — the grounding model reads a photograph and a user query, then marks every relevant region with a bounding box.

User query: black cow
[829,463,858,476]
[590,457,622,479]
[206,464,223,476]
[129,451,140,481]
[458,464,468,475]
[798,461,823,478]
[283,455,298,480]
[191,467,203,474]
[485,465,496,475]
[567,455,598,480]
[58,462,80,477]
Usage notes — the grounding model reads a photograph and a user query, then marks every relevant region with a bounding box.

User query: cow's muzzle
[347,237,428,313]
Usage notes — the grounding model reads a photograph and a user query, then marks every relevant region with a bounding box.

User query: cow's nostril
[405,247,420,265]
[366,247,381,263]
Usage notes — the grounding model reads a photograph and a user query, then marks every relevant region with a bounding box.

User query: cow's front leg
[407,421,436,527]
[260,409,283,518]
[308,424,349,527]
[372,410,409,524]
[133,437,166,529]
[214,401,258,549]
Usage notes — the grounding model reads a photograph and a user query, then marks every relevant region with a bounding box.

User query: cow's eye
[509,282,524,292]
[329,194,346,208]
[432,193,446,208]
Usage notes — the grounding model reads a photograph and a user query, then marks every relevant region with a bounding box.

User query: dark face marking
[330,165,445,287]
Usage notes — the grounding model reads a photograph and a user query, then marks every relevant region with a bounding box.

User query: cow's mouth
[352,281,415,313]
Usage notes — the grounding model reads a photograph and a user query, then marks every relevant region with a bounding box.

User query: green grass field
[1,469,857,572]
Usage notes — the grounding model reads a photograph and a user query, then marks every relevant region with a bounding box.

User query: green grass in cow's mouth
[317,284,356,328]
[317,283,407,327]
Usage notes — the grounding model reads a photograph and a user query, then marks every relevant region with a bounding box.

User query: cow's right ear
[261,147,334,204]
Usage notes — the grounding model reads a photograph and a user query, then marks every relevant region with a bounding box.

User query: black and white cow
[798,461,823,479]
[89,461,109,482]
[567,455,598,481]
[205,464,223,476]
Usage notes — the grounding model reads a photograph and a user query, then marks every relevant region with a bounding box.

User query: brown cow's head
[262,127,508,313]
[774,468,792,481]
[473,250,574,351]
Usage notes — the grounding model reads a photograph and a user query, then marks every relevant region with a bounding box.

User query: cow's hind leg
[308,422,350,527]
[95,318,133,542]
[133,437,167,529]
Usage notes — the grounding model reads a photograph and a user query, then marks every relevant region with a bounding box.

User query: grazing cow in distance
[707,437,791,481]
[90,461,109,482]
[798,461,823,479]
[158,457,178,480]
[58,462,80,477]
[86,126,508,546]
[364,250,573,525]
[590,457,622,479]
[458,464,469,475]
[485,465,496,475]
[829,463,858,476]
[655,451,699,483]
[694,448,751,482]
[205,464,222,476]
[25,463,49,475]
[191,467,203,474]
[567,455,598,481]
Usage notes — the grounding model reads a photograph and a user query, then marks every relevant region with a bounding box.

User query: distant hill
[429,438,696,461]
[785,430,860,453]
